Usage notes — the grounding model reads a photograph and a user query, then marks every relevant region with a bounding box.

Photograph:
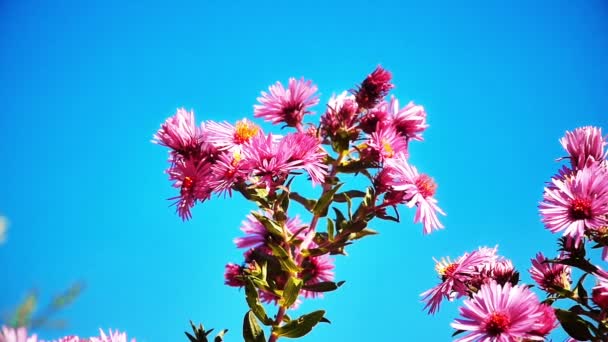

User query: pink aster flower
[529,252,571,293]
[0,326,37,342]
[234,212,306,249]
[353,66,394,109]
[421,248,497,314]
[359,101,390,134]
[279,132,328,185]
[530,304,558,338]
[384,154,445,234]
[208,151,250,196]
[254,78,319,129]
[89,329,134,342]
[300,243,335,299]
[224,263,244,287]
[592,272,608,309]
[167,158,212,220]
[320,91,359,139]
[205,119,261,152]
[387,96,428,141]
[364,125,408,163]
[560,126,607,170]
[451,281,545,342]
[539,164,608,246]
[153,108,203,156]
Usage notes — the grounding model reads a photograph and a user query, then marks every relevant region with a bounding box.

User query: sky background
[1,0,607,341]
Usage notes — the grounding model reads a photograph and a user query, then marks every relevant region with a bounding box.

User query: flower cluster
[0,327,134,342]
[154,66,444,340]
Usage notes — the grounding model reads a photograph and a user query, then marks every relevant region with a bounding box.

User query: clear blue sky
[1,0,607,341]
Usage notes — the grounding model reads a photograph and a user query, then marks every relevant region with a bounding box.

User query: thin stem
[268,306,286,342]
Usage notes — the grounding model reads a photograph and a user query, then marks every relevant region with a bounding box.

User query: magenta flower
[300,243,335,299]
[254,78,319,129]
[224,263,244,287]
[451,281,545,342]
[167,158,212,220]
[592,272,608,309]
[365,125,408,163]
[384,154,445,234]
[279,132,328,185]
[560,126,607,170]
[320,91,359,139]
[234,212,306,249]
[539,164,608,246]
[0,327,37,342]
[153,108,202,156]
[359,102,390,134]
[387,96,428,141]
[89,329,135,342]
[353,66,394,109]
[421,248,497,314]
[209,151,250,196]
[529,252,571,293]
[205,119,261,152]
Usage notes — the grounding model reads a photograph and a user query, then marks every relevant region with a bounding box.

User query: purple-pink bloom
[560,126,607,170]
[539,164,608,246]
[224,263,244,287]
[279,132,328,185]
[421,248,497,314]
[451,281,546,342]
[89,329,134,342]
[364,125,408,163]
[254,78,319,129]
[153,108,202,156]
[167,158,212,220]
[300,243,335,299]
[358,102,389,134]
[353,66,394,109]
[384,154,445,234]
[529,252,571,293]
[234,212,306,249]
[205,119,261,152]
[387,96,428,141]
[208,151,250,197]
[0,327,37,342]
[320,91,359,139]
[592,272,608,309]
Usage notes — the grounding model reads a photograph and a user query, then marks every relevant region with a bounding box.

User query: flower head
[209,151,250,196]
[358,102,390,134]
[153,108,202,157]
[451,281,546,342]
[224,263,245,287]
[320,91,359,139]
[592,272,608,309]
[234,212,306,249]
[167,158,212,220]
[387,96,428,141]
[561,126,607,170]
[0,326,37,342]
[353,66,393,109]
[300,243,335,299]
[539,164,608,246]
[205,119,261,152]
[89,329,135,342]
[254,78,319,129]
[529,252,571,293]
[364,125,408,163]
[384,154,445,234]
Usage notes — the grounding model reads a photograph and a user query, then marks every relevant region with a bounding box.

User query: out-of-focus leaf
[302,281,345,293]
[268,243,301,274]
[280,277,303,308]
[243,311,266,342]
[273,310,326,338]
[555,308,594,341]
[289,193,316,213]
[245,279,272,325]
[313,184,343,217]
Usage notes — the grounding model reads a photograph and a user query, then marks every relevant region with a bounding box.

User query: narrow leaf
[280,277,303,308]
[273,310,326,338]
[302,281,345,293]
[243,311,266,342]
[268,243,301,274]
[214,329,228,342]
[245,279,272,325]
[251,212,284,238]
[313,183,343,217]
[289,193,317,212]
[555,309,594,341]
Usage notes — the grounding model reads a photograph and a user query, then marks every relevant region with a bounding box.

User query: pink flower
[279,132,328,185]
[89,329,134,342]
[254,78,319,129]
[387,96,428,141]
[421,248,496,314]
[208,151,250,196]
[451,281,545,341]
[384,154,445,234]
[205,119,261,152]
[353,66,394,109]
[529,252,571,293]
[364,125,408,163]
[320,91,359,139]
[234,212,306,249]
[153,108,202,156]
[0,326,37,342]
[300,243,335,299]
[167,158,212,220]
[224,263,244,287]
[530,304,558,337]
[592,272,608,309]
[560,126,607,170]
[358,102,389,134]
[539,164,608,246]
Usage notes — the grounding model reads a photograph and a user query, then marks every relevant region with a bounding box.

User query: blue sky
[1,0,607,341]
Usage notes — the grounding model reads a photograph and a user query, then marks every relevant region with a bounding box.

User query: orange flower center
[181,176,194,195]
[415,174,437,198]
[570,198,592,220]
[485,312,511,336]
[234,120,259,144]
[382,139,394,158]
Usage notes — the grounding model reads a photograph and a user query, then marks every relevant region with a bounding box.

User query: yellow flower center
[234,119,259,144]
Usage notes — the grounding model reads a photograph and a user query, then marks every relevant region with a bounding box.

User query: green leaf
[555,308,594,341]
[273,310,326,338]
[214,329,228,342]
[268,243,301,274]
[348,228,378,240]
[326,218,335,241]
[302,281,345,293]
[243,311,266,342]
[251,212,284,238]
[245,279,273,325]
[333,190,366,202]
[280,277,303,308]
[313,183,343,217]
[573,273,589,306]
[332,208,347,232]
[289,192,317,212]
